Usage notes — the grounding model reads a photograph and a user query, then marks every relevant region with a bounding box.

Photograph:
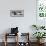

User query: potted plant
[33,32,46,43]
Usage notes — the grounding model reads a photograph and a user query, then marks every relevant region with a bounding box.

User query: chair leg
[4,33,7,46]
[5,41,7,46]
[17,34,18,46]
[16,33,18,46]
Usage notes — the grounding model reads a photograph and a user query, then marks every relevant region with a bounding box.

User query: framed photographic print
[36,0,46,26]
[10,10,24,17]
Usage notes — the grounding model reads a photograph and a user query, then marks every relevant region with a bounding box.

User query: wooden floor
[0,42,46,46]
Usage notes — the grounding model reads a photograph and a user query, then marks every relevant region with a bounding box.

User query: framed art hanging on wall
[36,0,46,26]
[10,10,24,17]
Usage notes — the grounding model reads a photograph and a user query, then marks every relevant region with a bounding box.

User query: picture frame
[36,0,46,26]
[10,10,24,17]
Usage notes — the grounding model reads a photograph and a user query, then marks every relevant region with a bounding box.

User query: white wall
[0,0,36,42]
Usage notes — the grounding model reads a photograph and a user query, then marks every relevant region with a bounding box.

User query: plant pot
[37,39,40,43]
[37,39,45,44]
